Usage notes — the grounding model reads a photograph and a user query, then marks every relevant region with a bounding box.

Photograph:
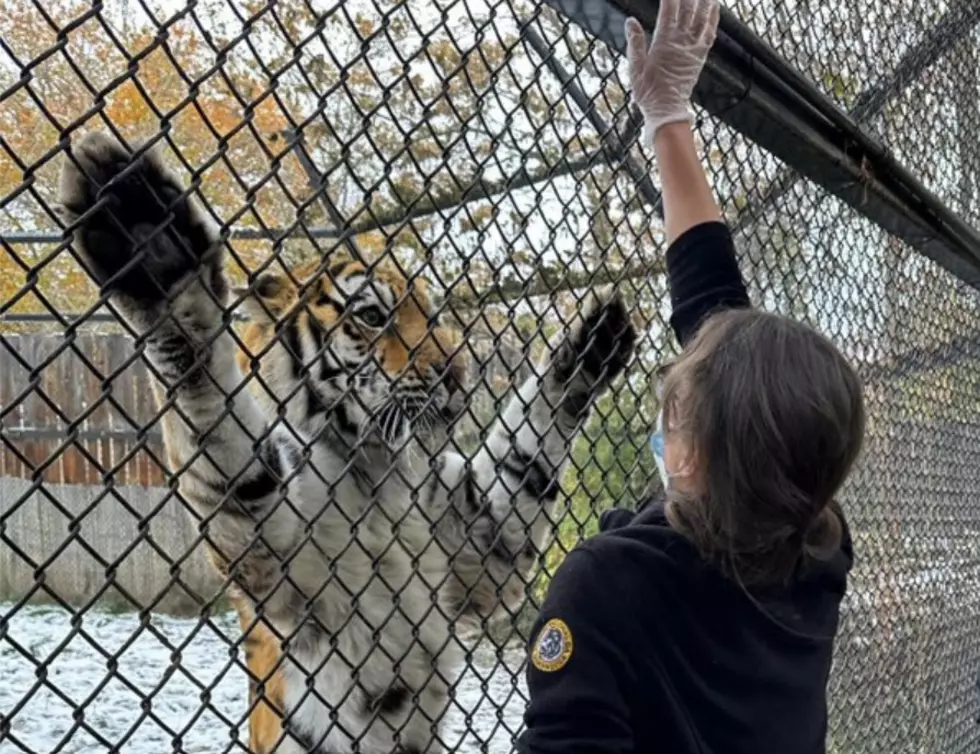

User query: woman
[516,1,865,752]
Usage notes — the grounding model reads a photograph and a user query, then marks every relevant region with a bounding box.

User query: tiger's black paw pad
[554,286,637,388]
[57,131,218,306]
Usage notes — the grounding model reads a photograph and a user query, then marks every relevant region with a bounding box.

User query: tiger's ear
[232,272,295,322]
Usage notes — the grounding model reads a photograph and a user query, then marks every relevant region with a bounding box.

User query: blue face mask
[650,408,669,490]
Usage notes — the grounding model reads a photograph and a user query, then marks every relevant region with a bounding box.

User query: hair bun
[804,503,843,560]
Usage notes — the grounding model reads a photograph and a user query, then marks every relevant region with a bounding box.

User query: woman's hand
[625,0,720,143]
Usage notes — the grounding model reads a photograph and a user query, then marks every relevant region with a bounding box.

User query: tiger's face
[233,253,467,455]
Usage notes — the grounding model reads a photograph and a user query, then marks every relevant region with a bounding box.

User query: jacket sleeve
[666,220,751,347]
[598,507,637,532]
[516,547,635,754]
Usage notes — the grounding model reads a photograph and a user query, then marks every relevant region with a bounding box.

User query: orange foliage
[0,1,299,318]
[0,0,578,326]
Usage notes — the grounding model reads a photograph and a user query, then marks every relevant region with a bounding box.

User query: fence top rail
[544,0,980,291]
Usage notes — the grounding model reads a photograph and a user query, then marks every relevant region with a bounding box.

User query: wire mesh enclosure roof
[728,0,980,229]
[1,0,979,753]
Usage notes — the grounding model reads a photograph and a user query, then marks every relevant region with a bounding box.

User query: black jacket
[516,221,853,754]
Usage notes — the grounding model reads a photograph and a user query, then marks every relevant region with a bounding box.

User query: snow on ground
[0,602,528,753]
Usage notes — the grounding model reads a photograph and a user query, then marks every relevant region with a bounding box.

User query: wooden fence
[0,328,531,613]
[0,332,167,487]
[0,332,213,612]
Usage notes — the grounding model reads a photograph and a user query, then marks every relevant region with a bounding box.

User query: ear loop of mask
[651,366,670,490]
[650,406,670,490]
[651,362,695,490]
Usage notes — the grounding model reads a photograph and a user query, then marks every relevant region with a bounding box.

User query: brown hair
[660,308,865,586]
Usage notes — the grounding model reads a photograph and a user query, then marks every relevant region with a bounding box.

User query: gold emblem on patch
[531,618,573,672]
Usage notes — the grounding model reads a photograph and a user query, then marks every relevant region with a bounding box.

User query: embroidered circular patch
[531,618,573,672]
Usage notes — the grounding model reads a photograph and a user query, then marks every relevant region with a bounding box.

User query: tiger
[57,130,637,754]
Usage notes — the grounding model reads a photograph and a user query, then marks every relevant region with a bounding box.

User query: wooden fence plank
[0,333,168,488]
[80,333,108,487]
[0,342,21,478]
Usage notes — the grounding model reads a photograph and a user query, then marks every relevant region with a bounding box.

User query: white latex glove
[625,0,721,142]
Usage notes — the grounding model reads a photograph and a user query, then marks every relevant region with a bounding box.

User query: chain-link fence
[2,0,980,752]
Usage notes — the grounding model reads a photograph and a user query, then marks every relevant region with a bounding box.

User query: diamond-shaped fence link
[1,0,979,753]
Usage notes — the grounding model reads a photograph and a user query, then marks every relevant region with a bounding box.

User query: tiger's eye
[356,305,387,328]
[255,274,280,299]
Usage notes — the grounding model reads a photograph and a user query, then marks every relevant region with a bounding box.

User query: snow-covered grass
[0,602,528,753]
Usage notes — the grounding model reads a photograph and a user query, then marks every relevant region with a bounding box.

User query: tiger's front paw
[57,131,225,318]
[551,286,637,414]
